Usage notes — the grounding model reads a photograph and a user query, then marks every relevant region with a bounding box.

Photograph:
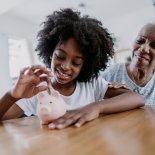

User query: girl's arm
[48,89,144,129]
[0,91,24,120]
[0,65,52,121]
[98,89,144,114]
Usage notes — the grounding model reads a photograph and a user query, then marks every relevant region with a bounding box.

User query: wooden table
[0,106,155,155]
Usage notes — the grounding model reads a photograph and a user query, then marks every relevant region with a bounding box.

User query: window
[8,38,32,79]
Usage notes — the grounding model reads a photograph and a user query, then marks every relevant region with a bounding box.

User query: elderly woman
[102,23,155,105]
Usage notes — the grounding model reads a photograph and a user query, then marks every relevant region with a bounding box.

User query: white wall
[0,1,155,96]
[0,13,37,41]
[105,6,155,50]
[0,33,11,97]
[0,14,38,96]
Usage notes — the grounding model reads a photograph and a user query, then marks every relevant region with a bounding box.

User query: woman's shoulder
[110,63,125,70]
[76,77,108,99]
[101,63,125,76]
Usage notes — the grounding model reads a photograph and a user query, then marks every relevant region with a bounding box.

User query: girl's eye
[55,54,65,60]
[72,62,82,66]
[73,63,81,66]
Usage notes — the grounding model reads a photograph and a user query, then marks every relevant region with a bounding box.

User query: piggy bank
[37,91,66,125]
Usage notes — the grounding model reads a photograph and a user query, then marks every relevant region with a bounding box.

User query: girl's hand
[11,65,52,99]
[48,103,100,129]
[108,82,131,90]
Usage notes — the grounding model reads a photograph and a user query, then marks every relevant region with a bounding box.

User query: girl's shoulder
[77,76,108,90]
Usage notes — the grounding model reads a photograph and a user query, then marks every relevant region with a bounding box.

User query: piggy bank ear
[53,91,60,98]
[38,93,44,100]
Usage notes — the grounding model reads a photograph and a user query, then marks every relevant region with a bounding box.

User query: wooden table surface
[0,106,155,155]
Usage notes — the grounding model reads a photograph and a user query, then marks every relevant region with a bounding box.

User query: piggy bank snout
[39,106,51,114]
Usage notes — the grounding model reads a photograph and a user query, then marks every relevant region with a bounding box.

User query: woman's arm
[105,83,132,98]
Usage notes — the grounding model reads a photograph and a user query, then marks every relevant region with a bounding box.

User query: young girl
[0,8,144,128]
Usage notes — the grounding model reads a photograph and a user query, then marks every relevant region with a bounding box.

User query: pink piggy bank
[37,91,66,125]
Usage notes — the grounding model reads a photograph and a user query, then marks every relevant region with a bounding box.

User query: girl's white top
[16,77,108,116]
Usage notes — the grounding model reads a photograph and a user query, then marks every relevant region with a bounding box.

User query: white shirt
[16,77,108,116]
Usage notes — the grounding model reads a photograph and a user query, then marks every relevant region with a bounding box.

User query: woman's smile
[135,54,150,62]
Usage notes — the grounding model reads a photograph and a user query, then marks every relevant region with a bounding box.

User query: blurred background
[0,0,155,97]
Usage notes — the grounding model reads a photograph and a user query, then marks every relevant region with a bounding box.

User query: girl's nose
[61,61,71,70]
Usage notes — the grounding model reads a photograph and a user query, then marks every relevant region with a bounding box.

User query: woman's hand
[48,103,101,129]
[108,82,131,90]
[11,65,52,99]
[105,82,132,98]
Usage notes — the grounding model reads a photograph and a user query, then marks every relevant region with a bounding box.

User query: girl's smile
[51,37,84,87]
[56,68,71,81]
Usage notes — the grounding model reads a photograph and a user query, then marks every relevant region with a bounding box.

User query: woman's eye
[150,42,155,49]
[136,39,145,44]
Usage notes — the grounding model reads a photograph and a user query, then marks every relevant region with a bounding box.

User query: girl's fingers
[32,65,52,77]
[34,86,48,95]
[40,77,52,89]
[20,67,30,76]
[55,118,75,129]
[25,65,49,76]
[20,75,40,84]
[34,70,46,77]
[26,66,36,75]
[31,65,46,71]
[75,116,87,128]
[75,112,97,128]
[34,69,52,77]
[40,76,51,83]
[48,113,82,129]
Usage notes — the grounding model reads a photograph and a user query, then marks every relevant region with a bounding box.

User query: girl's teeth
[57,70,70,79]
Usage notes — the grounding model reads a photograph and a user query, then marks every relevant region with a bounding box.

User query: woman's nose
[140,44,150,54]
